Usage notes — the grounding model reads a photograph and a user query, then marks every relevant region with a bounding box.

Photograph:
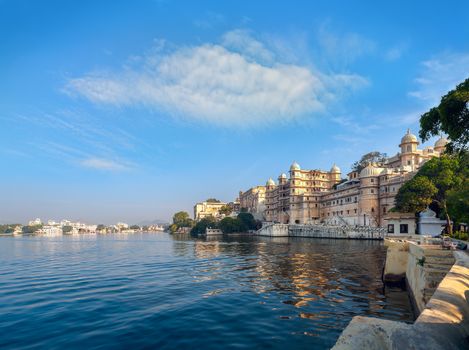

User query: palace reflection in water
[0,233,412,350]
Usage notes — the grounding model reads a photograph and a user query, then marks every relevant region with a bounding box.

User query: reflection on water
[0,233,413,349]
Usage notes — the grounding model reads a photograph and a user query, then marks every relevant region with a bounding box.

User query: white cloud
[66,30,368,127]
[222,29,274,63]
[409,52,469,104]
[80,157,130,171]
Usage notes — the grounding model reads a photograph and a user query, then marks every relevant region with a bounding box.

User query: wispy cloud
[80,157,130,171]
[384,42,408,61]
[331,115,380,134]
[66,30,368,128]
[316,23,376,67]
[409,51,469,104]
[193,11,225,29]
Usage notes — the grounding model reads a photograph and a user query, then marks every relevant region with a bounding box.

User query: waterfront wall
[383,239,455,314]
[333,242,468,349]
[256,223,385,240]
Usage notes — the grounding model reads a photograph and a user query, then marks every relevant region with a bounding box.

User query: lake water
[0,233,413,349]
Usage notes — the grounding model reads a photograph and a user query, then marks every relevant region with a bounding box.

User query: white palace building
[239,130,448,228]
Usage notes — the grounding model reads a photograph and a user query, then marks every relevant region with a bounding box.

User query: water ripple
[0,233,413,349]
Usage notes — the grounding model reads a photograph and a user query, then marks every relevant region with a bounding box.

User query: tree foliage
[62,225,73,233]
[237,212,257,230]
[420,78,469,152]
[206,198,221,203]
[190,216,218,236]
[394,176,437,213]
[219,205,232,216]
[351,151,388,173]
[172,211,193,227]
[394,154,468,233]
[22,225,42,234]
[218,217,247,233]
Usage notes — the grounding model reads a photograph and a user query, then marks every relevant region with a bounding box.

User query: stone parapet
[333,241,468,349]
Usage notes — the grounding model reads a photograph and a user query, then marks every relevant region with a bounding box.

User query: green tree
[219,205,232,216]
[206,198,221,203]
[395,155,466,234]
[351,151,388,173]
[218,217,246,234]
[130,225,140,230]
[190,216,218,236]
[237,212,257,230]
[22,225,42,234]
[62,225,73,234]
[169,223,178,234]
[447,178,469,225]
[172,211,193,228]
[420,78,469,152]
[394,176,438,213]
[97,224,106,231]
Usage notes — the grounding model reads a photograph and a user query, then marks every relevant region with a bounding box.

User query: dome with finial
[330,163,341,173]
[266,178,275,186]
[434,136,448,150]
[290,161,301,171]
[400,128,418,144]
[279,173,287,179]
[360,163,384,178]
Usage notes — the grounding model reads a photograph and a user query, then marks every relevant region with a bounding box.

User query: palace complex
[238,130,448,227]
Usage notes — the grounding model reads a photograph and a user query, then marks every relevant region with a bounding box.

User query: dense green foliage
[394,176,437,213]
[237,212,258,230]
[170,211,194,233]
[395,153,469,233]
[206,198,221,203]
[190,216,218,236]
[22,224,42,234]
[130,225,140,230]
[0,224,20,234]
[420,78,469,152]
[218,217,247,233]
[189,212,260,236]
[219,205,232,216]
[62,225,73,233]
[351,151,388,173]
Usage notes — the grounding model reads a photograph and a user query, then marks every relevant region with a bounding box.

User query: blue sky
[1,0,469,224]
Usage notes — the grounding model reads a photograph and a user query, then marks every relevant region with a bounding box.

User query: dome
[379,168,394,176]
[434,136,448,150]
[266,178,275,186]
[330,163,341,173]
[360,164,384,178]
[400,129,418,144]
[290,161,301,171]
[279,173,287,179]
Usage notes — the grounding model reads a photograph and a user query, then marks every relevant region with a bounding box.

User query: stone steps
[425,256,455,265]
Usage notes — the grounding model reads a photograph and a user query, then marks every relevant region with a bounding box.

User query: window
[407,145,411,152]
[371,189,374,194]
[371,207,375,213]
[387,224,394,233]
[407,160,411,165]
[371,178,374,183]
[400,224,408,233]
[383,207,386,214]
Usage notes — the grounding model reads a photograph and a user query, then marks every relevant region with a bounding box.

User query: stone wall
[255,223,385,240]
[334,242,467,349]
